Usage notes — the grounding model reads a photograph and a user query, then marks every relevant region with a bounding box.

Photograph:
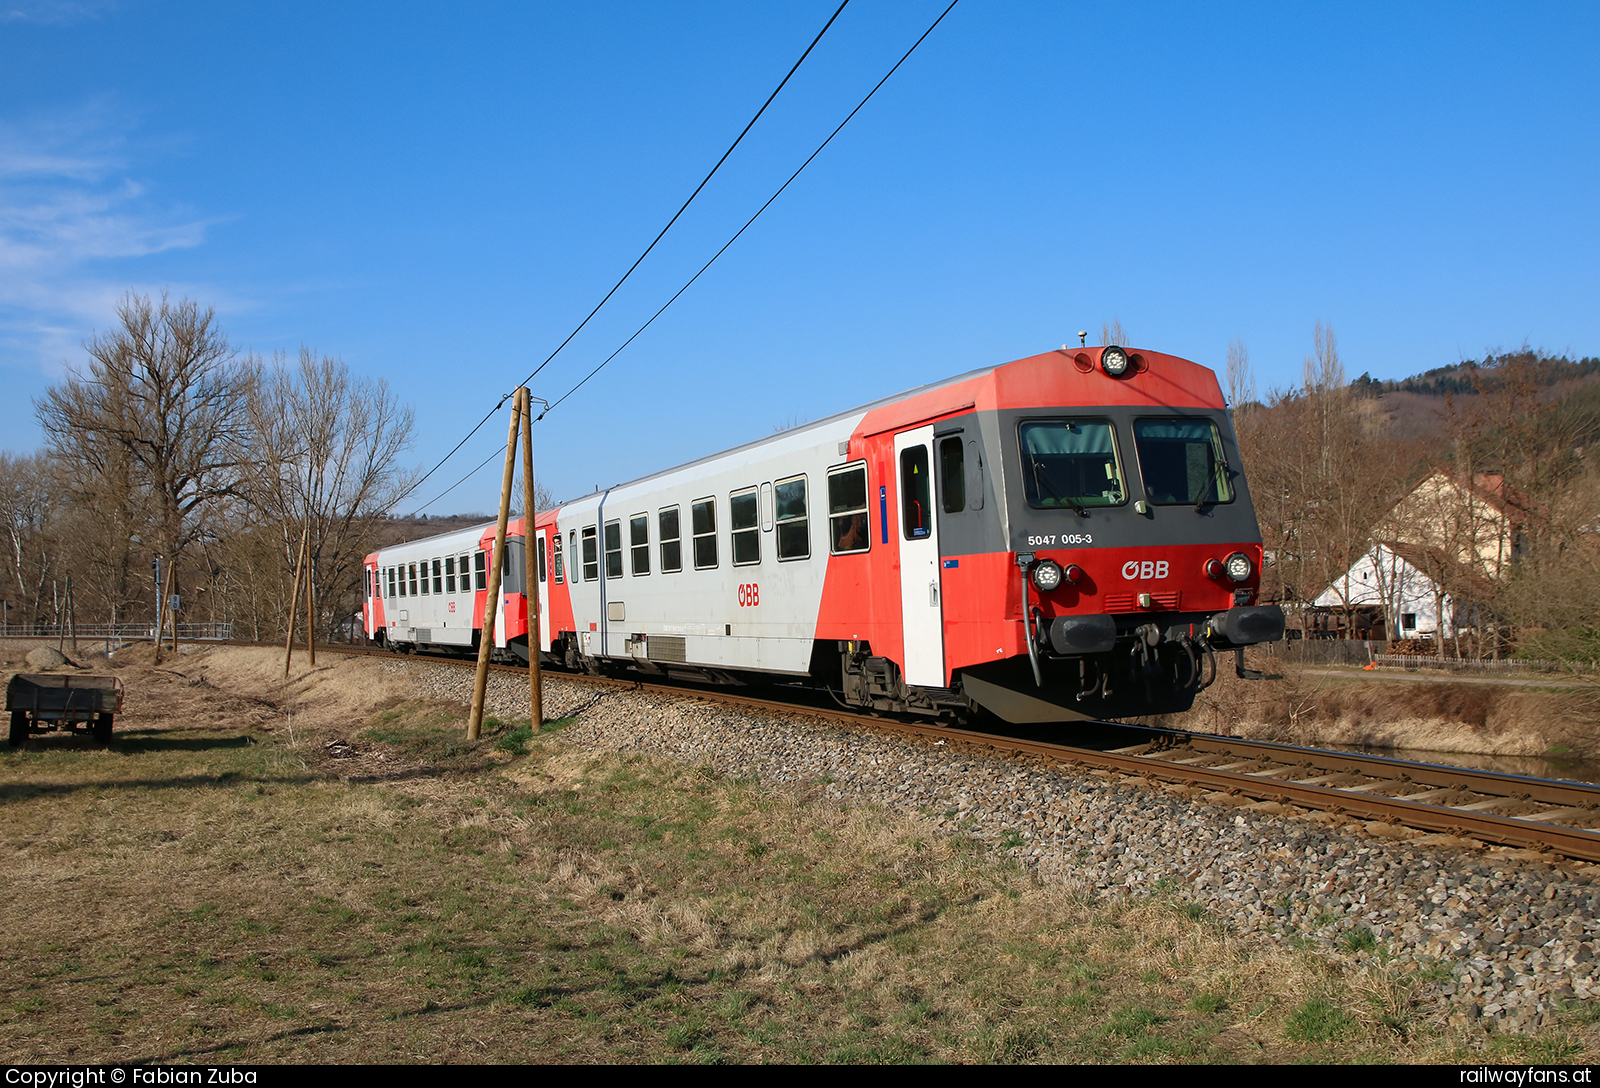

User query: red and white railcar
[363,345,1284,723]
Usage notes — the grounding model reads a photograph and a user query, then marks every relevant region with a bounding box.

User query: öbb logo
[1121,560,1169,580]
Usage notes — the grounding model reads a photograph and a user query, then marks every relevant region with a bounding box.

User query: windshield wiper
[1030,459,1087,516]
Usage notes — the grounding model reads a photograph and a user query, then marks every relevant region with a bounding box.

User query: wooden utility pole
[468,393,523,740]
[154,562,174,665]
[284,526,308,678]
[305,533,316,669]
[518,388,544,732]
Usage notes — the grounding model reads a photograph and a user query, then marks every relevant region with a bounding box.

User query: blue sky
[2,1,1596,513]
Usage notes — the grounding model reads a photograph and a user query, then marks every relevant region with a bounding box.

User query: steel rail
[267,641,1600,862]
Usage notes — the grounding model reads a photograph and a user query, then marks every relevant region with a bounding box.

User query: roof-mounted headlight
[1102,346,1131,378]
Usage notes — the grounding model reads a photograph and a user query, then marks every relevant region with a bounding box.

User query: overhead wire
[533,0,961,422]
[394,1,851,514]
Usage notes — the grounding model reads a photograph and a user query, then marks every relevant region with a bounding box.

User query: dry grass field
[2,645,1596,1064]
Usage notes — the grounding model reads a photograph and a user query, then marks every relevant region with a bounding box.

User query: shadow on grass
[0,770,321,802]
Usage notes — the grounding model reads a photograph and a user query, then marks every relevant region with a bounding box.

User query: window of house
[692,498,717,569]
[1402,613,1417,630]
[775,474,809,560]
[828,463,870,554]
[660,507,682,573]
[630,515,649,575]
[731,488,760,566]
[604,520,623,579]
[582,526,599,581]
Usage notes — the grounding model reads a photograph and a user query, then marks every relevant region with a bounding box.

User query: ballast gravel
[391,659,1600,1034]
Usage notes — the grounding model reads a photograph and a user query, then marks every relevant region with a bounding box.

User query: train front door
[893,426,945,686]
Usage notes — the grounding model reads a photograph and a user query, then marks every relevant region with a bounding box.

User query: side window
[387,567,396,598]
[420,559,430,595]
[900,445,931,539]
[828,463,870,555]
[939,437,965,513]
[604,520,623,579]
[474,550,487,591]
[432,558,443,595]
[553,534,564,584]
[775,474,809,560]
[660,506,682,573]
[731,487,759,566]
[445,556,456,593]
[408,562,419,596]
[582,526,599,581]
[459,554,471,591]
[537,536,548,583]
[692,498,717,569]
[630,515,650,575]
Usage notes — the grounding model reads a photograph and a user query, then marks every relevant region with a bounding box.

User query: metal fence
[0,623,233,643]
[1369,653,1591,676]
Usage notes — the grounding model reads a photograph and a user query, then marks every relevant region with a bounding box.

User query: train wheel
[91,714,114,744]
[8,711,27,748]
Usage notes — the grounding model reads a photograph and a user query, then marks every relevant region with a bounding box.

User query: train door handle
[929,581,939,606]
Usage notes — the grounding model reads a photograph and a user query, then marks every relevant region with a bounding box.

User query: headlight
[1031,559,1064,592]
[1064,563,1084,585]
[1101,346,1130,377]
[1225,551,1253,583]
[1204,558,1224,579]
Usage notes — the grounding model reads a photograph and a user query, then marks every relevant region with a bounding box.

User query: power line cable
[403,445,505,520]
[392,1,850,513]
[535,0,960,422]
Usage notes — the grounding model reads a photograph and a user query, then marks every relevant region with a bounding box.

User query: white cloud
[0,102,219,373]
[0,0,117,27]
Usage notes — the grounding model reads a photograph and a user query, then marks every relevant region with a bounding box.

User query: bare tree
[35,293,253,614]
[244,348,417,640]
[1225,337,1256,411]
[1100,318,1129,347]
[1234,323,1415,633]
[0,453,56,627]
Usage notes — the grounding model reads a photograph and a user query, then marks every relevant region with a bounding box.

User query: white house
[1313,542,1455,640]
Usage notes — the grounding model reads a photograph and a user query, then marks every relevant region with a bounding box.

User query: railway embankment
[1171,655,1600,770]
[377,657,1600,1036]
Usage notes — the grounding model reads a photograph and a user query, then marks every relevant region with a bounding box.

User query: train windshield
[1133,418,1234,506]
[1018,420,1126,510]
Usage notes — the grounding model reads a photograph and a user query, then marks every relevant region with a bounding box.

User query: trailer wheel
[91,713,113,744]
[8,711,27,748]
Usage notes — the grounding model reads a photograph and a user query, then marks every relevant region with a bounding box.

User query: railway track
[278,641,1600,865]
